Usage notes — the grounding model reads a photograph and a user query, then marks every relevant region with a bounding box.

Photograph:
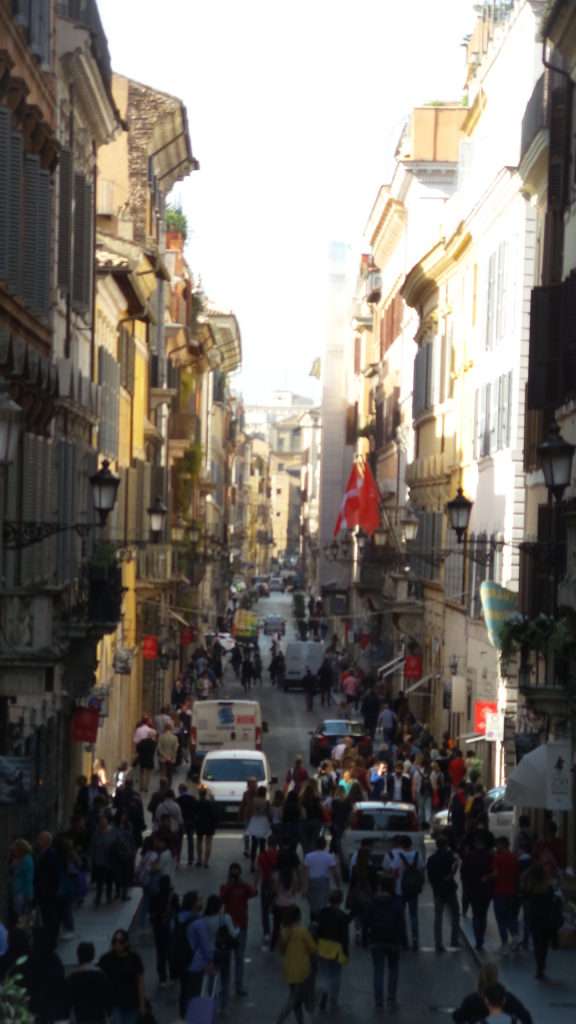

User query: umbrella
[505,743,549,808]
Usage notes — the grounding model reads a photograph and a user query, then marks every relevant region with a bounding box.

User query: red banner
[404,655,422,680]
[473,700,498,735]
[142,635,159,660]
[71,707,99,744]
[181,627,195,647]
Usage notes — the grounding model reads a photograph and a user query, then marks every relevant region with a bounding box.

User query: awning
[168,609,190,628]
[460,733,489,745]
[377,654,405,679]
[505,741,572,810]
[404,673,432,696]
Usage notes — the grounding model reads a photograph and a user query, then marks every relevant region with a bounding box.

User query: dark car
[309,719,372,767]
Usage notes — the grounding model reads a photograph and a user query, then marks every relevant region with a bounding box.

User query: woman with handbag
[315,890,350,1013]
[203,894,238,1011]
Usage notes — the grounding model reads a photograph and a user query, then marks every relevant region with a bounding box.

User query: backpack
[214,914,237,964]
[400,854,424,899]
[169,916,194,975]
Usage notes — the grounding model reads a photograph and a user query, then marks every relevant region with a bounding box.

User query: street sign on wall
[404,655,422,680]
[473,700,498,736]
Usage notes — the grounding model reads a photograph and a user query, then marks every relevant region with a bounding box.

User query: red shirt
[257,848,278,883]
[493,850,520,896]
[220,881,257,929]
[448,757,466,787]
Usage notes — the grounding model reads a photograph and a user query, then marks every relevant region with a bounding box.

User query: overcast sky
[98,0,476,404]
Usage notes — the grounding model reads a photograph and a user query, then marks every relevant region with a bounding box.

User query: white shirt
[133,723,156,745]
[332,742,347,762]
[384,848,423,896]
[392,776,404,801]
[304,849,337,880]
[155,798,183,831]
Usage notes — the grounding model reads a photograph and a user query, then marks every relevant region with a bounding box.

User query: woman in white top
[203,894,238,1010]
[246,785,272,869]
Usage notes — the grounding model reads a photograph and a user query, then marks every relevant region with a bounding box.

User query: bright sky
[98,0,476,404]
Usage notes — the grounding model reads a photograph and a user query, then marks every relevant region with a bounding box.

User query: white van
[199,749,276,821]
[284,640,325,691]
[191,700,263,763]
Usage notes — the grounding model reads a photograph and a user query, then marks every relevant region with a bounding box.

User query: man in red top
[220,862,257,996]
[491,836,521,951]
[256,836,279,948]
[447,749,466,790]
[285,755,308,794]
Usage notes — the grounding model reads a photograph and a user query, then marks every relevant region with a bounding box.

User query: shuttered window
[98,347,120,457]
[72,173,93,313]
[36,169,51,317]
[0,107,9,282]
[444,544,465,603]
[474,374,513,458]
[413,343,433,420]
[23,155,40,312]
[58,149,72,292]
[8,129,23,296]
[20,434,56,586]
[119,326,136,393]
[485,243,509,350]
[408,510,442,582]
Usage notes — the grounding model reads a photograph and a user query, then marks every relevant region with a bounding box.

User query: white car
[340,801,424,879]
[199,749,277,822]
[431,786,518,844]
[206,631,236,653]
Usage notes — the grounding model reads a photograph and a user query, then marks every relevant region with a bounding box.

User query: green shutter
[23,155,40,311]
[81,179,93,310]
[58,149,72,292]
[8,131,23,296]
[72,173,85,310]
[36,168,51,317]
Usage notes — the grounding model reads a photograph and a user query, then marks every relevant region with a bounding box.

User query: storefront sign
[473,700,498,736]
[142,635,159,660]
[71,707,99,744]
[404,655,422,681]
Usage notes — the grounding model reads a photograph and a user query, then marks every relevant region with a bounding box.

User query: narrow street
[137,595,480,1024]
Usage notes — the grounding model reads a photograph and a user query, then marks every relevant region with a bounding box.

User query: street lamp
[400,505,419,543]
[90,460,121,525]
[373,527,388,548]
[446,487,473,543]
[537,419,575,503]
[148,497,168,541]
[0,383,22,466]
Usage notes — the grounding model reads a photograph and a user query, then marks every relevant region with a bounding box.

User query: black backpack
[169,916,194,975]
[400,854,424,899]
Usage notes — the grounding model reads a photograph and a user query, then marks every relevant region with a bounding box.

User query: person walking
[276,905,317,1024]
[426,835,461,952]
[8,838,35,928]
[271,845,303,952]
[240,776,259,859]
[397,835,424,951]
[491,836,521,953]
[133,726,156,795]
[177,783,198,867]
[318,657,333,707]
[256,836,279,948]
[452,964,533,1024]
[220,862,257,997]
[461,832,494,952]
[157,722,179,785]
[521,861,560,980]
[91,815,118,907]
[195,785,218,868]
[361,686,380,738]
[98,929,146,1024]
[246,784,272,870]
[241,654,254,693]
[303,836,340,922]
[150,875,176,988]
[364,874,406,1011]
[385,762,412,803]
[35,831,63,948]
[316,890,350,1013]
[203,894,239,1012]
[66,941,113,1024]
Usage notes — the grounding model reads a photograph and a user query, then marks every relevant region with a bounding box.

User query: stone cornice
[61,47,120,147]
[401,225,471,309]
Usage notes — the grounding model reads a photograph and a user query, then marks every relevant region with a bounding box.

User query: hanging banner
[71,707,99,744]
[142,635,159,660]
[404,655,422,680]
[546,741,572,811]
[473,699,498,736]
[480,582,518,649]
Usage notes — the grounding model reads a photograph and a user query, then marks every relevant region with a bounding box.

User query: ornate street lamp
[148,497,168,541]
[90,460,121,525]
[188,523,200,545]
[400,505,419,543]
[373,527,388,548]
[0,383,22,467]
[537,419,575,503]
[446,487,473,543]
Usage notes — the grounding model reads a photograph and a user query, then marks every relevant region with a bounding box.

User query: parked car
[284,640,325,691]
[199,749,277,823]
[269,576,284,592]
[431,785,517,844]
[263,614,286,636]
[252,575,270,597]
[309,719,371,767]
[340,801,423,879]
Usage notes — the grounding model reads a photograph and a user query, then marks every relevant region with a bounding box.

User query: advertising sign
[71,707,99,744]
[479,581,518,649]
[473,700,498,736]
[546,741,572,811]
[142,635,159,660]
[404,655,422,681]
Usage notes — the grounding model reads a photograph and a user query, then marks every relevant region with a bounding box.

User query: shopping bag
[186,972,218,1024]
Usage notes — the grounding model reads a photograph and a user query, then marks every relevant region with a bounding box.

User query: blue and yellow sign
[480,581,518,649]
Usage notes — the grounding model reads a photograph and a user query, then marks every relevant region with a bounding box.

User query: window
[202,758,266,782]
[408,510,443,582]
[72,173,94,313]
[412,342,434,419]
[485,241,508,349]
[474,372,513,458]
[118,326,136,393]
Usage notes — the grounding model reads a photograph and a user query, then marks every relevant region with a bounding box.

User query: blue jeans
[493,894,519,944]
[370,944,399,1005]
[233,927,247,992]
[317,958,342,1009]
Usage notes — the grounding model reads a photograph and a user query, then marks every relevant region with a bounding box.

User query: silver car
[339,800,424,879]
[431,785,518,844]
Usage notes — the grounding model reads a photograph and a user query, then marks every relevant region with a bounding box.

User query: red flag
[333,463,361,536]
[358,461,381,535]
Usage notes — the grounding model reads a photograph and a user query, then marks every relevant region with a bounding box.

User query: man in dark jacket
[318,658,333,707]
[385,762,412,803]
[453,981,532,1024]
[364,875,405,1010]
[66,942,112,1024]
[35,831,62,947]
[427,835,460,952]
[177,783,198,866]
[361,687,380,738]
[316,890,350,1012]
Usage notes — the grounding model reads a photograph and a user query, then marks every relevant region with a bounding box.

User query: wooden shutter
[424,341,433,410]
[496,241,508,343]
[36,169,51,317]
[527,284,561,409]
[0,107,9,282]
[23,155,40,312]
[58,149,72,292]
[561,271,576,404]
[81,179,93,309]
[8,129,23,295]
[72,174,93,311]
[548,80,570,211]
[489,380,498,454]
[486,251,497,350]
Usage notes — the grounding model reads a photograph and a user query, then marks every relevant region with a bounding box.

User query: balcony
[516,648,571,713]
[169,411,201,443]
[137,545,176,585]
[520,73,548,167]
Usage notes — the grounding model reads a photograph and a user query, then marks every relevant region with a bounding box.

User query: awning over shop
[377,654,405,680]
